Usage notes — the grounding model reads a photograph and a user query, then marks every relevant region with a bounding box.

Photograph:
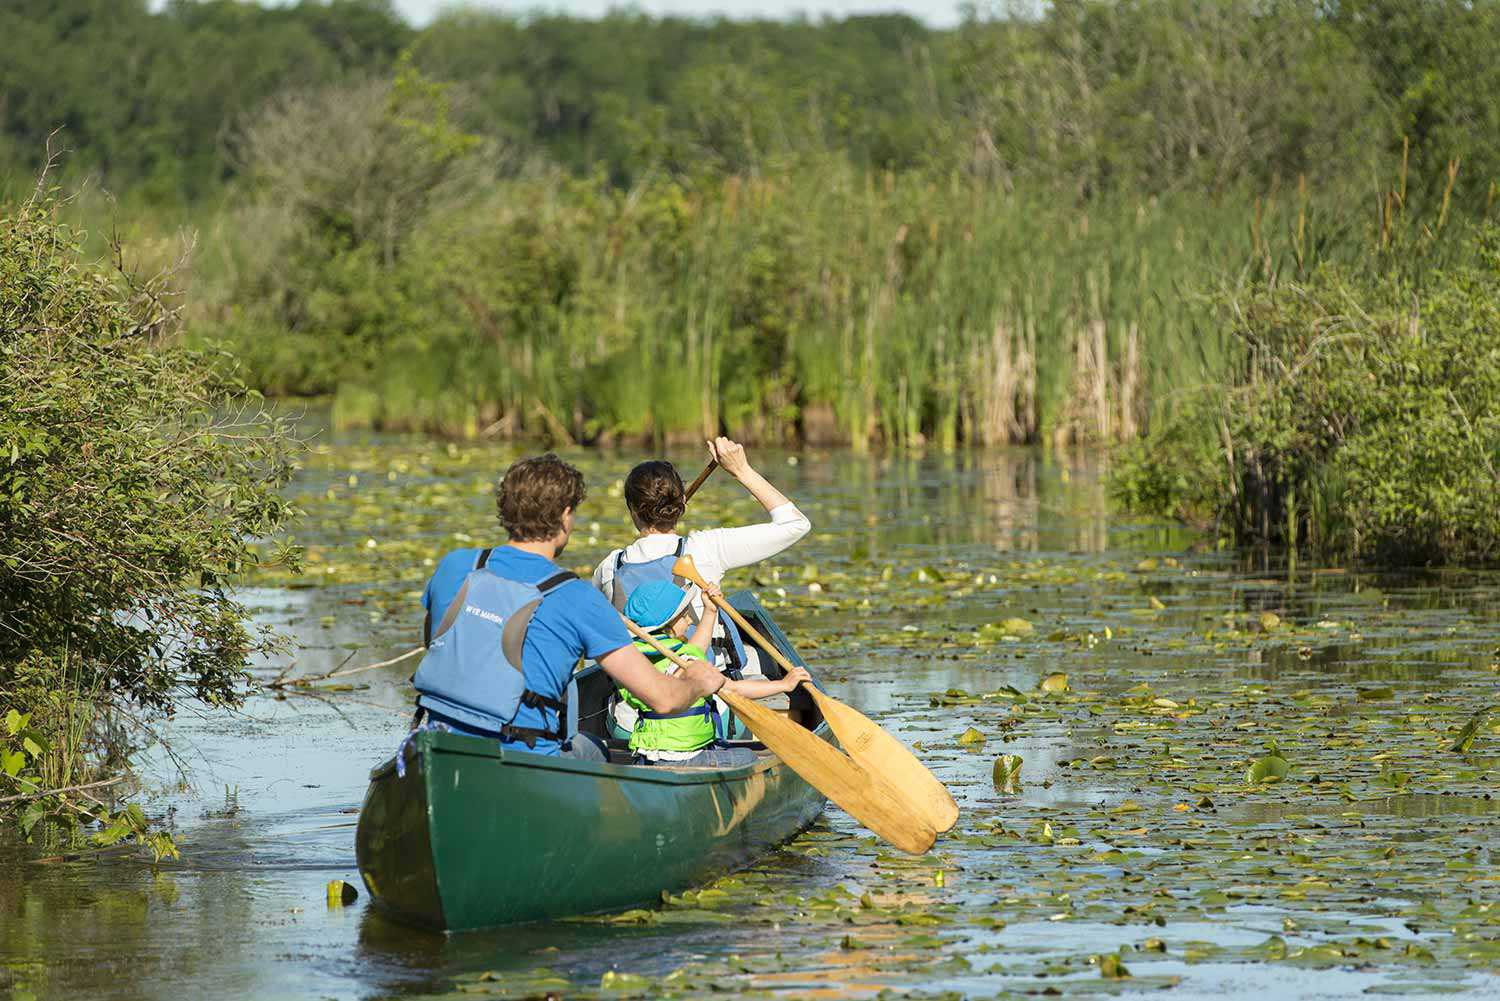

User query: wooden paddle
[674,555,959,833]
[683,459,717,502]
[619,615,935,855]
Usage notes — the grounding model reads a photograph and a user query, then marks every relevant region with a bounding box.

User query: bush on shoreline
[0,185,300,844]
[1112,220,1500,564]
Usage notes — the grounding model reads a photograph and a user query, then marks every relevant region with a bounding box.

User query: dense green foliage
[10,1,1500,198]
[0,188,299,836]
[5,0,1500,448]
[1112,215,1500,563]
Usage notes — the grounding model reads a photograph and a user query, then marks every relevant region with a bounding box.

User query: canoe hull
[356,728,828,930]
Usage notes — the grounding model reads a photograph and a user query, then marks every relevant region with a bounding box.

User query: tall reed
[191,157,1362,447]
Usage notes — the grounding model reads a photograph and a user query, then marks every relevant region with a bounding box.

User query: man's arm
[596,644,723,714]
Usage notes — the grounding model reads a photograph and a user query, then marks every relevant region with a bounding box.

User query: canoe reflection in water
[355,592,829,931]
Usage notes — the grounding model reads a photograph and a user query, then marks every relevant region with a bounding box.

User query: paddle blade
[720,690,936,855]
[813,693,959,833]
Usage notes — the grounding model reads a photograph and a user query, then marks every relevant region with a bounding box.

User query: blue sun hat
[623,580,696,631]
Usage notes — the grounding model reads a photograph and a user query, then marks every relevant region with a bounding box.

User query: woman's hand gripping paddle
[674,555,959,834]
[619,615,936,855]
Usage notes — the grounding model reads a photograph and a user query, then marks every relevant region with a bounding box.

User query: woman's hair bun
[624,460,686,531]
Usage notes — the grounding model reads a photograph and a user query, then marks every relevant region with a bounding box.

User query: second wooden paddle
[620,616,935,855]
[683,459,717,502]
[674,555,959,833]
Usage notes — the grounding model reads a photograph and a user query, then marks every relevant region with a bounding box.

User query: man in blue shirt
[418,454,725,759]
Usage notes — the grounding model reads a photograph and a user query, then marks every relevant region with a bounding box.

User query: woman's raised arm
[710,437,790,513]
[691,437,811,578]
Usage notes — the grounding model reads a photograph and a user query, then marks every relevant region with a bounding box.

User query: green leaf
[1040,672,1070,694]
[1,748,25,777]
[1357,686,1395,701]
[993,754,1023,793]
[1246,754,1291,784]
[19,802,45,837]
[4,708,25,736]
[992,617,1034,637]
[1449,705,1497,752]
[599,971,654,991]
[957,726,986,745]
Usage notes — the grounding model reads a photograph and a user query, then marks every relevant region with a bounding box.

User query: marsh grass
[168,157,1368,449]
[1111,165,1500,563]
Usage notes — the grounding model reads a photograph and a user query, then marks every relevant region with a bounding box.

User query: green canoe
[355,592,829,931]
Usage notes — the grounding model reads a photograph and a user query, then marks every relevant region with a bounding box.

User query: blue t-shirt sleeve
[561,581,633,660]
[423,548,480,616]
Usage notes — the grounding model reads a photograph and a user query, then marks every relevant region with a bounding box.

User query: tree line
[4,0,1500,449]
[7,1,1500,201]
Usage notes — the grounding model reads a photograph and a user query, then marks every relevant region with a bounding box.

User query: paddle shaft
[674,560,800,679]
[619,615,936,855]
[621,615,726,691]
[683,459,717,502]
[674,554,960,834]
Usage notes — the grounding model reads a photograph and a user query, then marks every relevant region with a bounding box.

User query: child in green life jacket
[620,579,811,767]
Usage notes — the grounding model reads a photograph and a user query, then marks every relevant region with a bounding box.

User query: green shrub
[0,189,300,838]
[1112,222,1500,564]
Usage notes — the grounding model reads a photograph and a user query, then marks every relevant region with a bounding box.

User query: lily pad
[1246,753,1291,784]
[993,754,1023,793]
[1448,705,1496,752]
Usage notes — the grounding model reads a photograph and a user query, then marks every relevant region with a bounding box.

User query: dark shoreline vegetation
[3,0,1500,854]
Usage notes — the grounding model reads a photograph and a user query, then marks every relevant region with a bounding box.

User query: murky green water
[5,440,1500,999]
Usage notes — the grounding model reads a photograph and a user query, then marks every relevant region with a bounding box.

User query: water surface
[4,441,1500,999]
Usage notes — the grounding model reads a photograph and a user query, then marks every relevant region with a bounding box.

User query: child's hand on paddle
[778,666,811,693]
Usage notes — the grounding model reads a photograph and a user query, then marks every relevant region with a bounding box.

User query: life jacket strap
[519,689,568,715]
[614,536,686,571]
[638,704,717,722]
[535,570,575,594]
[499,722,564,749]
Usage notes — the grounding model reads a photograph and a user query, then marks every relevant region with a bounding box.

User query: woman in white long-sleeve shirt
[594,437,808,743]
[592,436,810,631]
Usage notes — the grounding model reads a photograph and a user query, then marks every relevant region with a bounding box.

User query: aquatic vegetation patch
[238,440,1500,996]
[398,557,1500,998]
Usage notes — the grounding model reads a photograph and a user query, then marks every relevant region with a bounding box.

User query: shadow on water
[6,440,1500,999]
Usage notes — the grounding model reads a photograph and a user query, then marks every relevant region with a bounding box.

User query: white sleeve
[688,503,811,580]
[591,550,620,597]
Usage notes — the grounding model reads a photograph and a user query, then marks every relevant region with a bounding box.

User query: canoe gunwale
[368,726,830,788]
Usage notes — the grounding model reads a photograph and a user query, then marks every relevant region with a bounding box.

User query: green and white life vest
[619,636,720,754]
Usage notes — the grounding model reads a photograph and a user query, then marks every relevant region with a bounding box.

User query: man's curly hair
[497,453,586,541]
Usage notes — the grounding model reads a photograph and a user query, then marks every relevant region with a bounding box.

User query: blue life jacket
[412,563,576,748]
[609,539,752,741]
[608,539,750,673]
